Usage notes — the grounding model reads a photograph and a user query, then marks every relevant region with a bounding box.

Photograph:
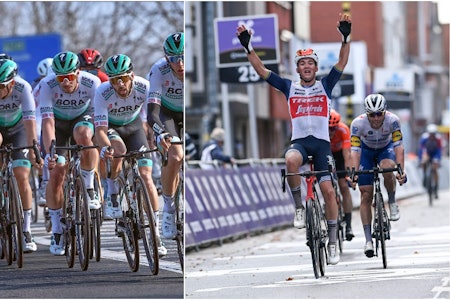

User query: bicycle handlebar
[349,164,404,185]
[0,139,42,164]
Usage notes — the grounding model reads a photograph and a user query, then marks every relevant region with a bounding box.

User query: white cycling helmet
[364,93,387,114]
[427,123,438,134]
[37,58,54,76]
[294,48,319,65]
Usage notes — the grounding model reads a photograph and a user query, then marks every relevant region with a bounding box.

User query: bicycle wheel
[9,177,24,268]
[75,176,90,271]
[306,199,321,279]
[425,164,433,206]
[336,197,345,254]
[135,176,159,275]
[174,175,184,272]
[0,204,13,265]
[117,176,139,272]
[63,181,76,269]
[314,198,326,277]
[90,172,102,262]
[30,167,39,223]
[375,192,387,269]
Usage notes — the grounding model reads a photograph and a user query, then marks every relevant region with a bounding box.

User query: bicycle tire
[306,199,321,279]
[174,174,184,272]
[135,176,159,275]
[117,176,140,272]
[30,167,39,223]
[337,197,345,254]
[425,164,433,206]
[75,176,90,271]
[375,192,387,269]
[1,202,13,265]
[10,177,24,268]
[90,172,102,262]
[63,180,76,268]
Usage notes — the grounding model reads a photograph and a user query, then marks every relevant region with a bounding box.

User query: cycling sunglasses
[0,79,13,89]
[167,55,184,63]
[55,73,78,83]
[368,111,385,118]
[109,73,132,85]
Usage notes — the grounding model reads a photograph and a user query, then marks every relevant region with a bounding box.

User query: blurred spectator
[185,132,198,161]
[200,127,235,169]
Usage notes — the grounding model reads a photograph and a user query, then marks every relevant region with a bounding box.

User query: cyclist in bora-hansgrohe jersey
[94,54,167,257]
[147,32,184,240]
[349,94,407,258]
[0,59,41,253]
[237,13,352,265]
[37,51,102,256]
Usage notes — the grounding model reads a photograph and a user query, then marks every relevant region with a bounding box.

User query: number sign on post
[214,15,280,84]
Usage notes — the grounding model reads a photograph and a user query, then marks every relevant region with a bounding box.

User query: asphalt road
[185,188,450,299]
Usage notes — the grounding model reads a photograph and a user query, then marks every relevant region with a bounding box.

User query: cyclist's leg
[378,144,399,221]
[284,141,306,229]
[73,117,100,209]
[104,131,125,219]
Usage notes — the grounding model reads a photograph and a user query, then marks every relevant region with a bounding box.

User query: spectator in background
[200,127,235,169]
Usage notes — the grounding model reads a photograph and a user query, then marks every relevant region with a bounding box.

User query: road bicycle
[29,166,40,223]
[350,161,403,269]
[108,147,160,274]
[50,140,99,271]
[0,140,40,268]
[422,158,436,206]
[281,156,330,279]
[329,167,346,254]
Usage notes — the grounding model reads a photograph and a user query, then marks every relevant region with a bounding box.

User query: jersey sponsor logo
[55,98,89,107]
[80,76,95,88]
[0,102,20,110]
[110,104,141,114]
[289,95,327,118]
[350,135,361,147]
[392,130,402,142]
[167,87,183,95]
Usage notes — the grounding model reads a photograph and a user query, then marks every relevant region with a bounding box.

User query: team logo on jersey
[289,95,327,118]
[350,136,361,147]
[392,130,402,142]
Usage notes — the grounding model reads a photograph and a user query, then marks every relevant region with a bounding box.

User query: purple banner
[185,165,295,248]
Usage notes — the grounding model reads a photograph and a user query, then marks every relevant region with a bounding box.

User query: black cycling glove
[337,21,352,43]
[238,30,253,54]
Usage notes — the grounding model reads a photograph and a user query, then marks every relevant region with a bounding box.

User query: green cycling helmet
[0,59,18,83]
[104,54,133,77]
[52,51,80,75]
[163,32,184,56]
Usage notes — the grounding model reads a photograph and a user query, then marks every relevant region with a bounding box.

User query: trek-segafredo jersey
[0,76,36,128]
[350,111,403,152]
[265,67,342,142]
[147,57,183,112]
[94,75,149,127]
[37,71,101,121]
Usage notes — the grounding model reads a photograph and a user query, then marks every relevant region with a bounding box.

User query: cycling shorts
[0,118,29,161]
[54,113,95,157]
[358,141,396,186]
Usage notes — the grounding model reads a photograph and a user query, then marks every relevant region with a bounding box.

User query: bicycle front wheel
[10,178,24,268]
[75,176,90,271]
[306,199,321,279]
[375,193,387,269]
[174,175,184,272]
[1,198,13,265]
[135,176,159,275]
[117,176,140,272]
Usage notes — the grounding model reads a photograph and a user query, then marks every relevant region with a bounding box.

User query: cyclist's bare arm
[394,144,407,184]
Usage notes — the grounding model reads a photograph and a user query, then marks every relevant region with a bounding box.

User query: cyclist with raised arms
[37,51,101,255]
[94,54,167,257]
[349,94,407,258]
[417,123,443,199]
[236,13,352,265]
[0,59,41,253]
[328,109,354,241]
[77,48,109,82]
[147,32,184,240]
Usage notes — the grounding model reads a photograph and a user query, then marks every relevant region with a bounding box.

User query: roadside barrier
[185,157,448,249]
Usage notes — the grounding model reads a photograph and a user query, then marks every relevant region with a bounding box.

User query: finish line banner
[185,165,295,248]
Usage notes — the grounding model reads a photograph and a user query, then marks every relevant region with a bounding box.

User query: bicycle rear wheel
[135,177,159,275]
[1,203,13,265]
[75,176,90,271]
[306,199,321,279]
[174,176,184,272]
[10,178,24,268]
[90,173,102,262]
[337,198,345,254]
[425,164,433,206]
[117,176,140,272]
[375,193,387,269]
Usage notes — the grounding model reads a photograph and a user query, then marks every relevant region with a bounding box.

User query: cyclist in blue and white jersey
[349,94,407,258]
[147,32,184,240]
[418,123,443,199]
[0,59,41,252]
[237,13,352,265]
[37,51,101,255]
[94,54,166,257]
